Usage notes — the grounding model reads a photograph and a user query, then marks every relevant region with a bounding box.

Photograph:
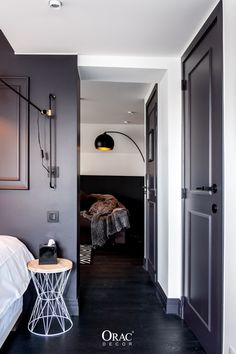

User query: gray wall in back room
[0,31,79,314]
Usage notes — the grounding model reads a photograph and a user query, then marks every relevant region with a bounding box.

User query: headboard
[80,175,144,242]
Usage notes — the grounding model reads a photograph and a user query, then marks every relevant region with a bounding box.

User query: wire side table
[27,258,73,336]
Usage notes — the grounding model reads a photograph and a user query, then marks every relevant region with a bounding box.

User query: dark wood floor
[1,245,205,354]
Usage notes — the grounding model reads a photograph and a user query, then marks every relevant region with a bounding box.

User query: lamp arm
[0,78,48,116]
[105,131,145,162]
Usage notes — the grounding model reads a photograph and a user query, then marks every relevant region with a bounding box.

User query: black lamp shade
[95,133,114,151]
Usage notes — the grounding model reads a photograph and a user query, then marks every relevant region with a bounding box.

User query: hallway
[79,247,205,353]
[1,246,205,354]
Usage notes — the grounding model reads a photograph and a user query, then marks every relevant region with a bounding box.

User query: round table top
[27,258,73,273]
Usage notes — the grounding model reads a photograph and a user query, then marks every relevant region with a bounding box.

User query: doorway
[78,67,167,294]
[79,80,150,266]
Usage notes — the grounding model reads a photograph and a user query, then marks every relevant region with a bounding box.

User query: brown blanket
[82,194,130,247]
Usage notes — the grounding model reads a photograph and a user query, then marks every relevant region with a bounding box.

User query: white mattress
[0,235,34,318]
[0,297,22,348]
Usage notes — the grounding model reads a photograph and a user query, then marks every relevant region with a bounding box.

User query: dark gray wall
[0,31,79,314]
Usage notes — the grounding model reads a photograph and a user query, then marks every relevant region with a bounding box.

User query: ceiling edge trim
[14,51,78,56]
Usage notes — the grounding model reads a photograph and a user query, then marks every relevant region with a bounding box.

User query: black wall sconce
[95,131,145,162]
[0,78,57,189]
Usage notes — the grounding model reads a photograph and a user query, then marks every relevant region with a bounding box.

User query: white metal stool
[27,258,73,336]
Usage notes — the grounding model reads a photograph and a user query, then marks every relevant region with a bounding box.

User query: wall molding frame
[0,76,29,189]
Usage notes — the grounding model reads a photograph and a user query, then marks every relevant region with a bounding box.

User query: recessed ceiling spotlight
[48,0,62,9]
[127,111,136,115]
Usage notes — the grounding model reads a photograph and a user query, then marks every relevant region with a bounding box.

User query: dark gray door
[182,4,223,354]
[145,85,158,282]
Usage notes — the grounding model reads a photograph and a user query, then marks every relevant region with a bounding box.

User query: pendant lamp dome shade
[94,131,145,162]
[95,133,114,151]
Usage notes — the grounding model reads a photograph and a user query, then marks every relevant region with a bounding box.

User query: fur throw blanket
[82,194,130,247]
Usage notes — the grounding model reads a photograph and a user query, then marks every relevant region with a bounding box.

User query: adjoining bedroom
[79,80,150,269]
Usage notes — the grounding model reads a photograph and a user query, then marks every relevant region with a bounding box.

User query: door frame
[145,84,158,281]
[181,1,223,351]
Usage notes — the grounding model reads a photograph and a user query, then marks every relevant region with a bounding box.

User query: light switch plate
[47,210,59,223]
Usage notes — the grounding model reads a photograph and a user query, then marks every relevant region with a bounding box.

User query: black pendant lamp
[94,131,145,162]
[95,133,114,151]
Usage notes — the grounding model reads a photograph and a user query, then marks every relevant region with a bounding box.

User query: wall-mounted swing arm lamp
[0,78,57,189]
[94,131,145,162]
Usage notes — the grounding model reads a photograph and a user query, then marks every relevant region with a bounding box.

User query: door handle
[196,184,217,193]
[212,204,218,214]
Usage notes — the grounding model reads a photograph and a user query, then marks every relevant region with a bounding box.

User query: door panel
[148,201,156,269]
[0,77,29,189]
[189,211,211,327]
[189,52,211,190]
[182,3,223,354]
[146,85,157,283]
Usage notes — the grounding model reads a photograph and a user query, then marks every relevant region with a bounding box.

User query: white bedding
[0,235,34,318]
[0,297,22,348]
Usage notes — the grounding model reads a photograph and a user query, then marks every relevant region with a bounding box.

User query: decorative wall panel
[0,77,29,189]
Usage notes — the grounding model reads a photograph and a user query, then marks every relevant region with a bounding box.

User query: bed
[0,235,34,348]
[80,193,130,248]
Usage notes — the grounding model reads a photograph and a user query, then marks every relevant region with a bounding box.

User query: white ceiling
[81,81,151,124]
[0,0,219,56]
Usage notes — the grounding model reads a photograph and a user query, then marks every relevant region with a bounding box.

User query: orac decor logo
[101,329,134,347]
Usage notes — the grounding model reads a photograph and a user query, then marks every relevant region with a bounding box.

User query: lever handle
[196,184,217,193]
[212,204,218,213]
